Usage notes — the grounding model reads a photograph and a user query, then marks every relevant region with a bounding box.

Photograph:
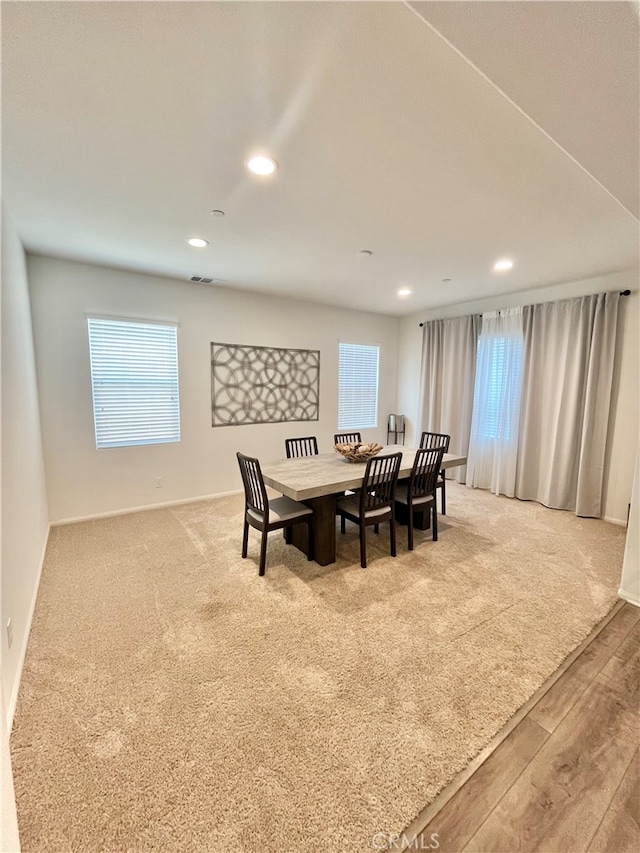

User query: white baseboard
[8,524,50,729]
[618,588,640,608]
[52,489,244,526]
[604,515,627,527]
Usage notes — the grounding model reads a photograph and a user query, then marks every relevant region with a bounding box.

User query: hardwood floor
[405,602,640,853]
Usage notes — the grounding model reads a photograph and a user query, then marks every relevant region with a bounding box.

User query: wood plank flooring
[406,602,640,853]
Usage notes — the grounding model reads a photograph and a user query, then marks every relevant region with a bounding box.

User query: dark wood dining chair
[283,436,319,543]
[395,446,445,550]
[335,452,402,568]
[419,431,451,514]
[285,436,319,458]
[334,432,362,445]
[237,452,314,576]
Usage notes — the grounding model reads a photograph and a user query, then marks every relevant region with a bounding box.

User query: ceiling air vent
[189,275,214,284]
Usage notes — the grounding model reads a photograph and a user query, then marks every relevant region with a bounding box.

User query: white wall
[396,270,639,524]
[1,208,49,726]
[27,255,399,522]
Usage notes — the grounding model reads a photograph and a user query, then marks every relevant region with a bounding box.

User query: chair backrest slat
[237,452,268,515]
[285,436,319,458]
[419,431,450,453]
[334,432,362,445]
[360,452,402,512]
[409,447,445,499]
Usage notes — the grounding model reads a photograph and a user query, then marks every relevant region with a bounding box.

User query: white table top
[261,445,467,501]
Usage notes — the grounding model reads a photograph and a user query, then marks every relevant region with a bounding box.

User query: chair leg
[258,527,269,576]
[390,515,397,558]
[307,518,314,561]
[407,506,414,551]
[242,519,249,558]
[374,524,379,534]
[340,514,346,534]
[432,503,438,541]
[359,522,367,569]
[441,474,446,515]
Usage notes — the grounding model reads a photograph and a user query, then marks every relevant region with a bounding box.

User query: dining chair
[419,431,451,514]
[334,432,362,445]
[395,446,445,550]
[335,452,402,568]
[285,436,319,458]
[283,436,319,543]
[236,452,314,576]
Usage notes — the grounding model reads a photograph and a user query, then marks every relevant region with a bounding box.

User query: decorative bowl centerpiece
[334,442,384,463]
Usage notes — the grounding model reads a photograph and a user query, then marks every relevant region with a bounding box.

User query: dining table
[261,444,467,565]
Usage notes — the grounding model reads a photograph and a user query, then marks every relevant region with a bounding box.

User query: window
[338,342,379,429]
[471,318,523,444]
[87,318,180,449]
[474,335,523,441]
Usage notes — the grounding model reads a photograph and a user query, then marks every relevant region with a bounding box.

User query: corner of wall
[1,204,50,730]
[6,527,50,728]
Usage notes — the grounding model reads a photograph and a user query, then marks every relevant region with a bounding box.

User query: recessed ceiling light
[187,237,209,248]
[398,288,412,297]
[493,258,514,271]
[211,209,225,217]
[246,155,278,176]
[357,249,373,257]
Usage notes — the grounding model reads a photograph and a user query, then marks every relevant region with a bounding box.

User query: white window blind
[87,318,181,449]
[338,342,379,429]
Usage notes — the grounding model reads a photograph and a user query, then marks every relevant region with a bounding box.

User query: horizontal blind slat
[338,343,379,430]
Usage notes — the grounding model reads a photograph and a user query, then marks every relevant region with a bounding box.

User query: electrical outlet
[6,618,13,648]
[155,476,163,488]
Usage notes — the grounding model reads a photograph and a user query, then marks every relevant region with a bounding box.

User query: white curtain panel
[466,307,524,496]
[418,315,479,483]
[516,291,620,516]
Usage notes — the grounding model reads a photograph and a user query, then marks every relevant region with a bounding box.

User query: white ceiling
[2,1,638,316]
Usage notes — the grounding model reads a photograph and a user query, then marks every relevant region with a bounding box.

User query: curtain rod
[418,289,632,326]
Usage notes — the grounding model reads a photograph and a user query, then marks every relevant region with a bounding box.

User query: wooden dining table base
[393,500,432,532]
[290,492,433,566]
[290,494,337,566]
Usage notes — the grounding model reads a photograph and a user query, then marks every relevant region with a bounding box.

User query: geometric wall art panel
[211,342,320,426]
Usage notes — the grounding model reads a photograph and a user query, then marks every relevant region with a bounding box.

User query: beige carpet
[11,483,626,852]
